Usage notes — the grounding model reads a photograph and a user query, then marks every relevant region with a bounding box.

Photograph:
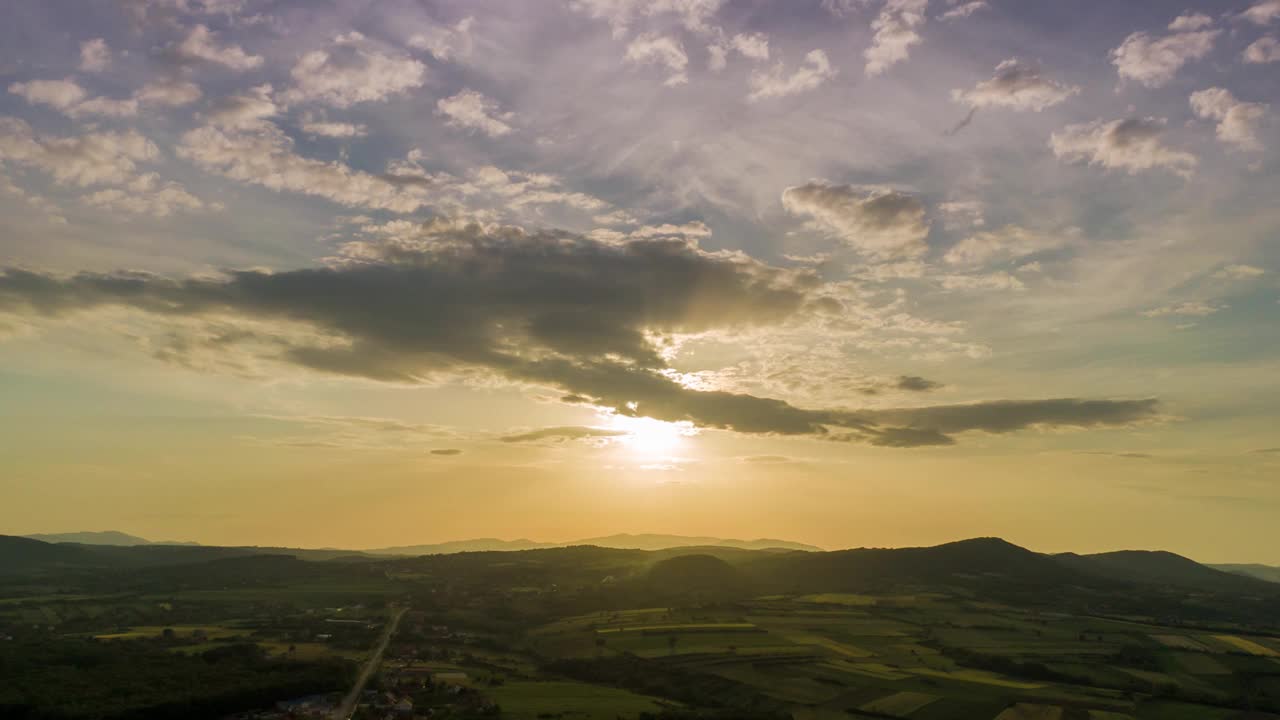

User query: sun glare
[607,415,697,456]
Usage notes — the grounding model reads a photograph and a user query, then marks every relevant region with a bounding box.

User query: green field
[488,680,670,719]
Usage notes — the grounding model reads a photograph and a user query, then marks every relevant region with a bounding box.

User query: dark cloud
[430,448,463,456]
[944,107,977,136]
[867,427,956,448]
[857,398,1159,436]
[498,426,627,443]
[1253,447,1280,454]
[895,375,942,392]
[0,222,1161,447]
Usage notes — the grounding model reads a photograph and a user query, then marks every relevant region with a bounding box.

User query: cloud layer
[0,220,1160,447]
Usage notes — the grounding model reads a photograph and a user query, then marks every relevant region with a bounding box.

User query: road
[332,606,406,720]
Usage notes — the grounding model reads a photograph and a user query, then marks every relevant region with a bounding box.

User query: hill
[1055,550,1272,592]
[743,537,1090,594]
[645,553,749,599]
[1212,563,1280,584]
[0,535,101,573]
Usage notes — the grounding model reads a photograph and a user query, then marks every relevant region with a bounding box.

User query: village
[228,611,502,720]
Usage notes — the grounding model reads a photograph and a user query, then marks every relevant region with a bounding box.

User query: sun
[607,415,696,456]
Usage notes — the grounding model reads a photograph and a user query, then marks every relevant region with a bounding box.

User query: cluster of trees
[0,638,354,719]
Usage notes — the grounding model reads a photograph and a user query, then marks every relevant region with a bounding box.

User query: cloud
[938,271,1025,291]
[0,221,1161,446]
[299,113,368,138]
[739,454,796,464]
[731,32,770,60]
[436,90,514,137]
[79,39,111,72]
[781,181,929,258]
[177,121,434,212]
[1212,264,1265,280]
[283,33,426,107]
[9,78,87,112]
[1110,17,1218,88]
[952,59,1080,112]
[858,398,1161,438]
[748,49,836,100]
[408,16,474,61]
[0,119,202,219]
[206,84,278,128]
[709,31,770,71]
[944,225,1070,266]
[9,78,139,119]
[867,426,955,447]
[1168,13,1214,31]
[938,201,985,228]
[865,0,929,76]
[82,172,208,217]
[1141,301,1222,318]
[568,0,726,37]
[172,24,263,71]
[135,77,203,107]
[0,171,67,225]
[939,1,988,21]
[617,222,703,240]
[499,426,628,443]
[1242,0,1280,25]
[1078,450,1154,460]
[251,414,461,450]
[1190,88,1268,152]
[895,375,941,392]
[708,44,729,71]
[625,34,689,86]
[0,117,158,187]
[1050,117,1197,178]
[1244,36,1280,63]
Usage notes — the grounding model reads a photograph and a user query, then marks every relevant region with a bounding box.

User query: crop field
[797,593,881,606]
[1166,652,1230,674]
[488,680,670,719]
[993,704,1065,720]
[94,624,249,640]
[1211,634,1280,656]
[858,690,938,715]
[524,591,1280,720]
[596,622,759,634]
[1150,634,1210,651]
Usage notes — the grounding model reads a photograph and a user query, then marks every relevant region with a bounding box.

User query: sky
[0,0,1277,562]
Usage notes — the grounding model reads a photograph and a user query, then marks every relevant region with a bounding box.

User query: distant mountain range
[3,532,1276,598]
[19,531,821,554]
[366,533,824,555]
[9,532,1280,595]
[22,531,199,546]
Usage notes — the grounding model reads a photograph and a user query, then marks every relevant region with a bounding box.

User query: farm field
[525,592,1280,720]
[488,680,670,719]
[6,539,1280,720]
